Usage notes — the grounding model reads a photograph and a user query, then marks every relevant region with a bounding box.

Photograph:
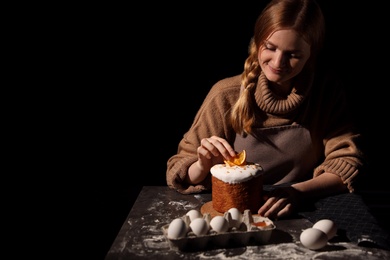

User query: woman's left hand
[257,186,302,219]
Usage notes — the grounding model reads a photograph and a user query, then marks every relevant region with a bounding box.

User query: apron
[234,124,319,185]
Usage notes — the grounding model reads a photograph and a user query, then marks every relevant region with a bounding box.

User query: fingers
[277,204,292,219]
[258,196,285,219]
[258,189,294,219]
[197,144,213,160]
[199,136,236,160]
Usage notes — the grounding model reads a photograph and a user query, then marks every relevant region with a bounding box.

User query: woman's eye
[264,44,275,51]
[289,53,301,59]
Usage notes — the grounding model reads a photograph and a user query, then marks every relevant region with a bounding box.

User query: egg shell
[210,216,229,233]
[167,218,188,239]
[186,209,203,221]
[228,208,243,221]
[300,227,328,250]
[228,208,243,228]
[189,218,209,236]
[312,219,337,239]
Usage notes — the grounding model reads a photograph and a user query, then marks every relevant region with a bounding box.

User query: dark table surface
[105,186,390,260]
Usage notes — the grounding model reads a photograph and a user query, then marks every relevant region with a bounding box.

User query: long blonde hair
[230,0,325,135]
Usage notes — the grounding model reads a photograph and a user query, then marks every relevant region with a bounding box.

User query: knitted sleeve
[310,71,366,192]
[166,75,241,194]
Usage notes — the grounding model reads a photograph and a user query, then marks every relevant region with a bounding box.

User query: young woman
[166,0,365,220]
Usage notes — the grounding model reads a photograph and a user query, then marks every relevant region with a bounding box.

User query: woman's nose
[273,52,287,68]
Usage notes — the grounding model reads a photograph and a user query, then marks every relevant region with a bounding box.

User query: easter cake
[209,150,263,214]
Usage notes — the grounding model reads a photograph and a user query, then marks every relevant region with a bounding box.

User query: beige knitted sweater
[166,72,364,194]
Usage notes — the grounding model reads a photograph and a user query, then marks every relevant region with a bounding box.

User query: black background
[48,1,389,259]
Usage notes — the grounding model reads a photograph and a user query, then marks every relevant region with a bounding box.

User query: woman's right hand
[187,136,236,184]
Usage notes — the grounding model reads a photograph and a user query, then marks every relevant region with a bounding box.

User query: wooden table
[105,186,390,259]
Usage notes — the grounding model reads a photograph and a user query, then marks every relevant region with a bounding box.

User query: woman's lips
[268,65,283,74]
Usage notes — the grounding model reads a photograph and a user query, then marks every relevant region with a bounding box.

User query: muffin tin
[162,209,275,251]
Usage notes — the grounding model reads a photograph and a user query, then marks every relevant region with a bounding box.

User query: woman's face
[258,29,311,88]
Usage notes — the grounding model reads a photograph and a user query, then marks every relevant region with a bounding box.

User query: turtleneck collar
[254,71,312,115]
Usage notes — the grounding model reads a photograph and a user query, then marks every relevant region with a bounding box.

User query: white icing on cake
[210,163,263,184]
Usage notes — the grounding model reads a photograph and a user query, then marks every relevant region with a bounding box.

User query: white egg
[300,227,328,250]
[186,209,202,221]
[189,218,209,236]
[313,219,337,240]
[228,208,243,228]
[210,216,229,233]
[167,218,188,239]
[228,208,243,221]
